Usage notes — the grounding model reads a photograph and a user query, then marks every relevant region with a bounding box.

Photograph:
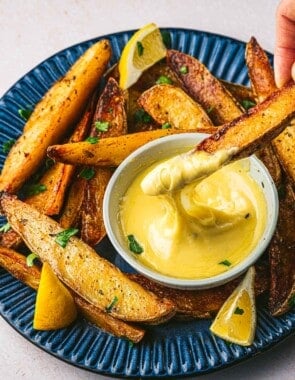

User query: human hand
[274,0,295,87]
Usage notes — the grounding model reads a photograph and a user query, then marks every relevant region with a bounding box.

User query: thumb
[274,0,295,87]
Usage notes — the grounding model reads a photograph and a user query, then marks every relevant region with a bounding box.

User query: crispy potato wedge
[47,128,215,167]
[129,262,269,318]
[196,82,295,157]
[0,228,23,250]
[0,39,112,193]
[1,195,175,323]
[25,96,93,215]
[167,50,243,125]
[245,37,277,102]
[80,77,127,245]
[59,176,87,229]
[0,246,145,342]
[138,84,214,130]
[268,179,295,316]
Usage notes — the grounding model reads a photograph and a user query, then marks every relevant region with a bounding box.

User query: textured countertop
[0,1,294,379]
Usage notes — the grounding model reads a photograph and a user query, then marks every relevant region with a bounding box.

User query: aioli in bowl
[120,158,267,279]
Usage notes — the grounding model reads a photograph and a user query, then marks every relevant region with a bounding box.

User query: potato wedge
[0,39,112,193]
[1,194,175,323]
[59,176,87,229]
[268,179,295,316]
[167,50,243,125]
[196,82,295,157]
[245,37,277,102]
[47,128,214,167]
[0,228,23,250]
[138,84,214,130]
[221,80,256,104]
[129,262,269,318]
[80,77,127,245]
[25,97,93,215]
[0,246,145,342]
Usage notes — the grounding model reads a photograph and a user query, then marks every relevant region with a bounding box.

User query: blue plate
[0,28,294,378]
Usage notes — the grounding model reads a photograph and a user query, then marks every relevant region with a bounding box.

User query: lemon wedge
[119,23,167,89]
[210,266,256,346]
[33,262,77,330]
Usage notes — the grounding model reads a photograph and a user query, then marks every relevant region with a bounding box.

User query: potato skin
[0,39,112,193]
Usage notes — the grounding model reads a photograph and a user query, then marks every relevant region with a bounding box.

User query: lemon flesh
[210,266,256,346]
[33,262,77,330]
[119,23,167,89]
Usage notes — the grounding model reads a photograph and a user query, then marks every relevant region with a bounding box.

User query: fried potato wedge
[81,77,127,245]
[59,176,87,229]
[0,39,111,193]
[25,97,93,215]
[221,80,256,105]
[196,82,295,157]
[129,262,269,318]
[0,228,23,250]
[138,84,214,130]
[245,37,277,102]
[268,180,295,316]
[47,128,215,167]
[1,195,175,323]
[167,50,243,125]
[0,246,145,342]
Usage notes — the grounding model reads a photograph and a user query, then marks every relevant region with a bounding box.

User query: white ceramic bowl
[103,133,278,289]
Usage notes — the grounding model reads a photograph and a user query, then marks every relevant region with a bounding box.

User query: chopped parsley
[134,109,152,124]
[95,120,109,132]
[156,75,173,85]
[85,136,99,144]
[0,222,11,233]
[162,122,171,129]
[18,107,33,121]
[127,234,143,254]
[54,228,79,248]
[207,106,215,114]
[241,99,256,110]
[23,183,47,196]
[106,296,119,313]
[79,167,95,180]
[2,139,15,154]
[137,41,144,56]
[26,253,39,267]
[179,66,188,74]
[219,260,232,267]
[234,306,244,315]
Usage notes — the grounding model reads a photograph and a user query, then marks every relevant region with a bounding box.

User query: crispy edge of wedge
[0,246,145,342]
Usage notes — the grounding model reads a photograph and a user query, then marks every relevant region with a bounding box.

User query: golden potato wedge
[25,96,94,215]
[1,194,175,323]
[47,128,214,167]
[245,36,295,187]
[138,84,214,130]
[196,82,295,157]
[167,50,243,125]
[0,39,112,193]
[245,36,277,102]
[221,80,256,105]
[0,246,145,342]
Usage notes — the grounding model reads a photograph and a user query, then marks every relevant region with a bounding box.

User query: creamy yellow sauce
[120,158,267,279]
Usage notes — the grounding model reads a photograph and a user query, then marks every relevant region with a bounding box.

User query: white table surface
[0,0,294,379]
